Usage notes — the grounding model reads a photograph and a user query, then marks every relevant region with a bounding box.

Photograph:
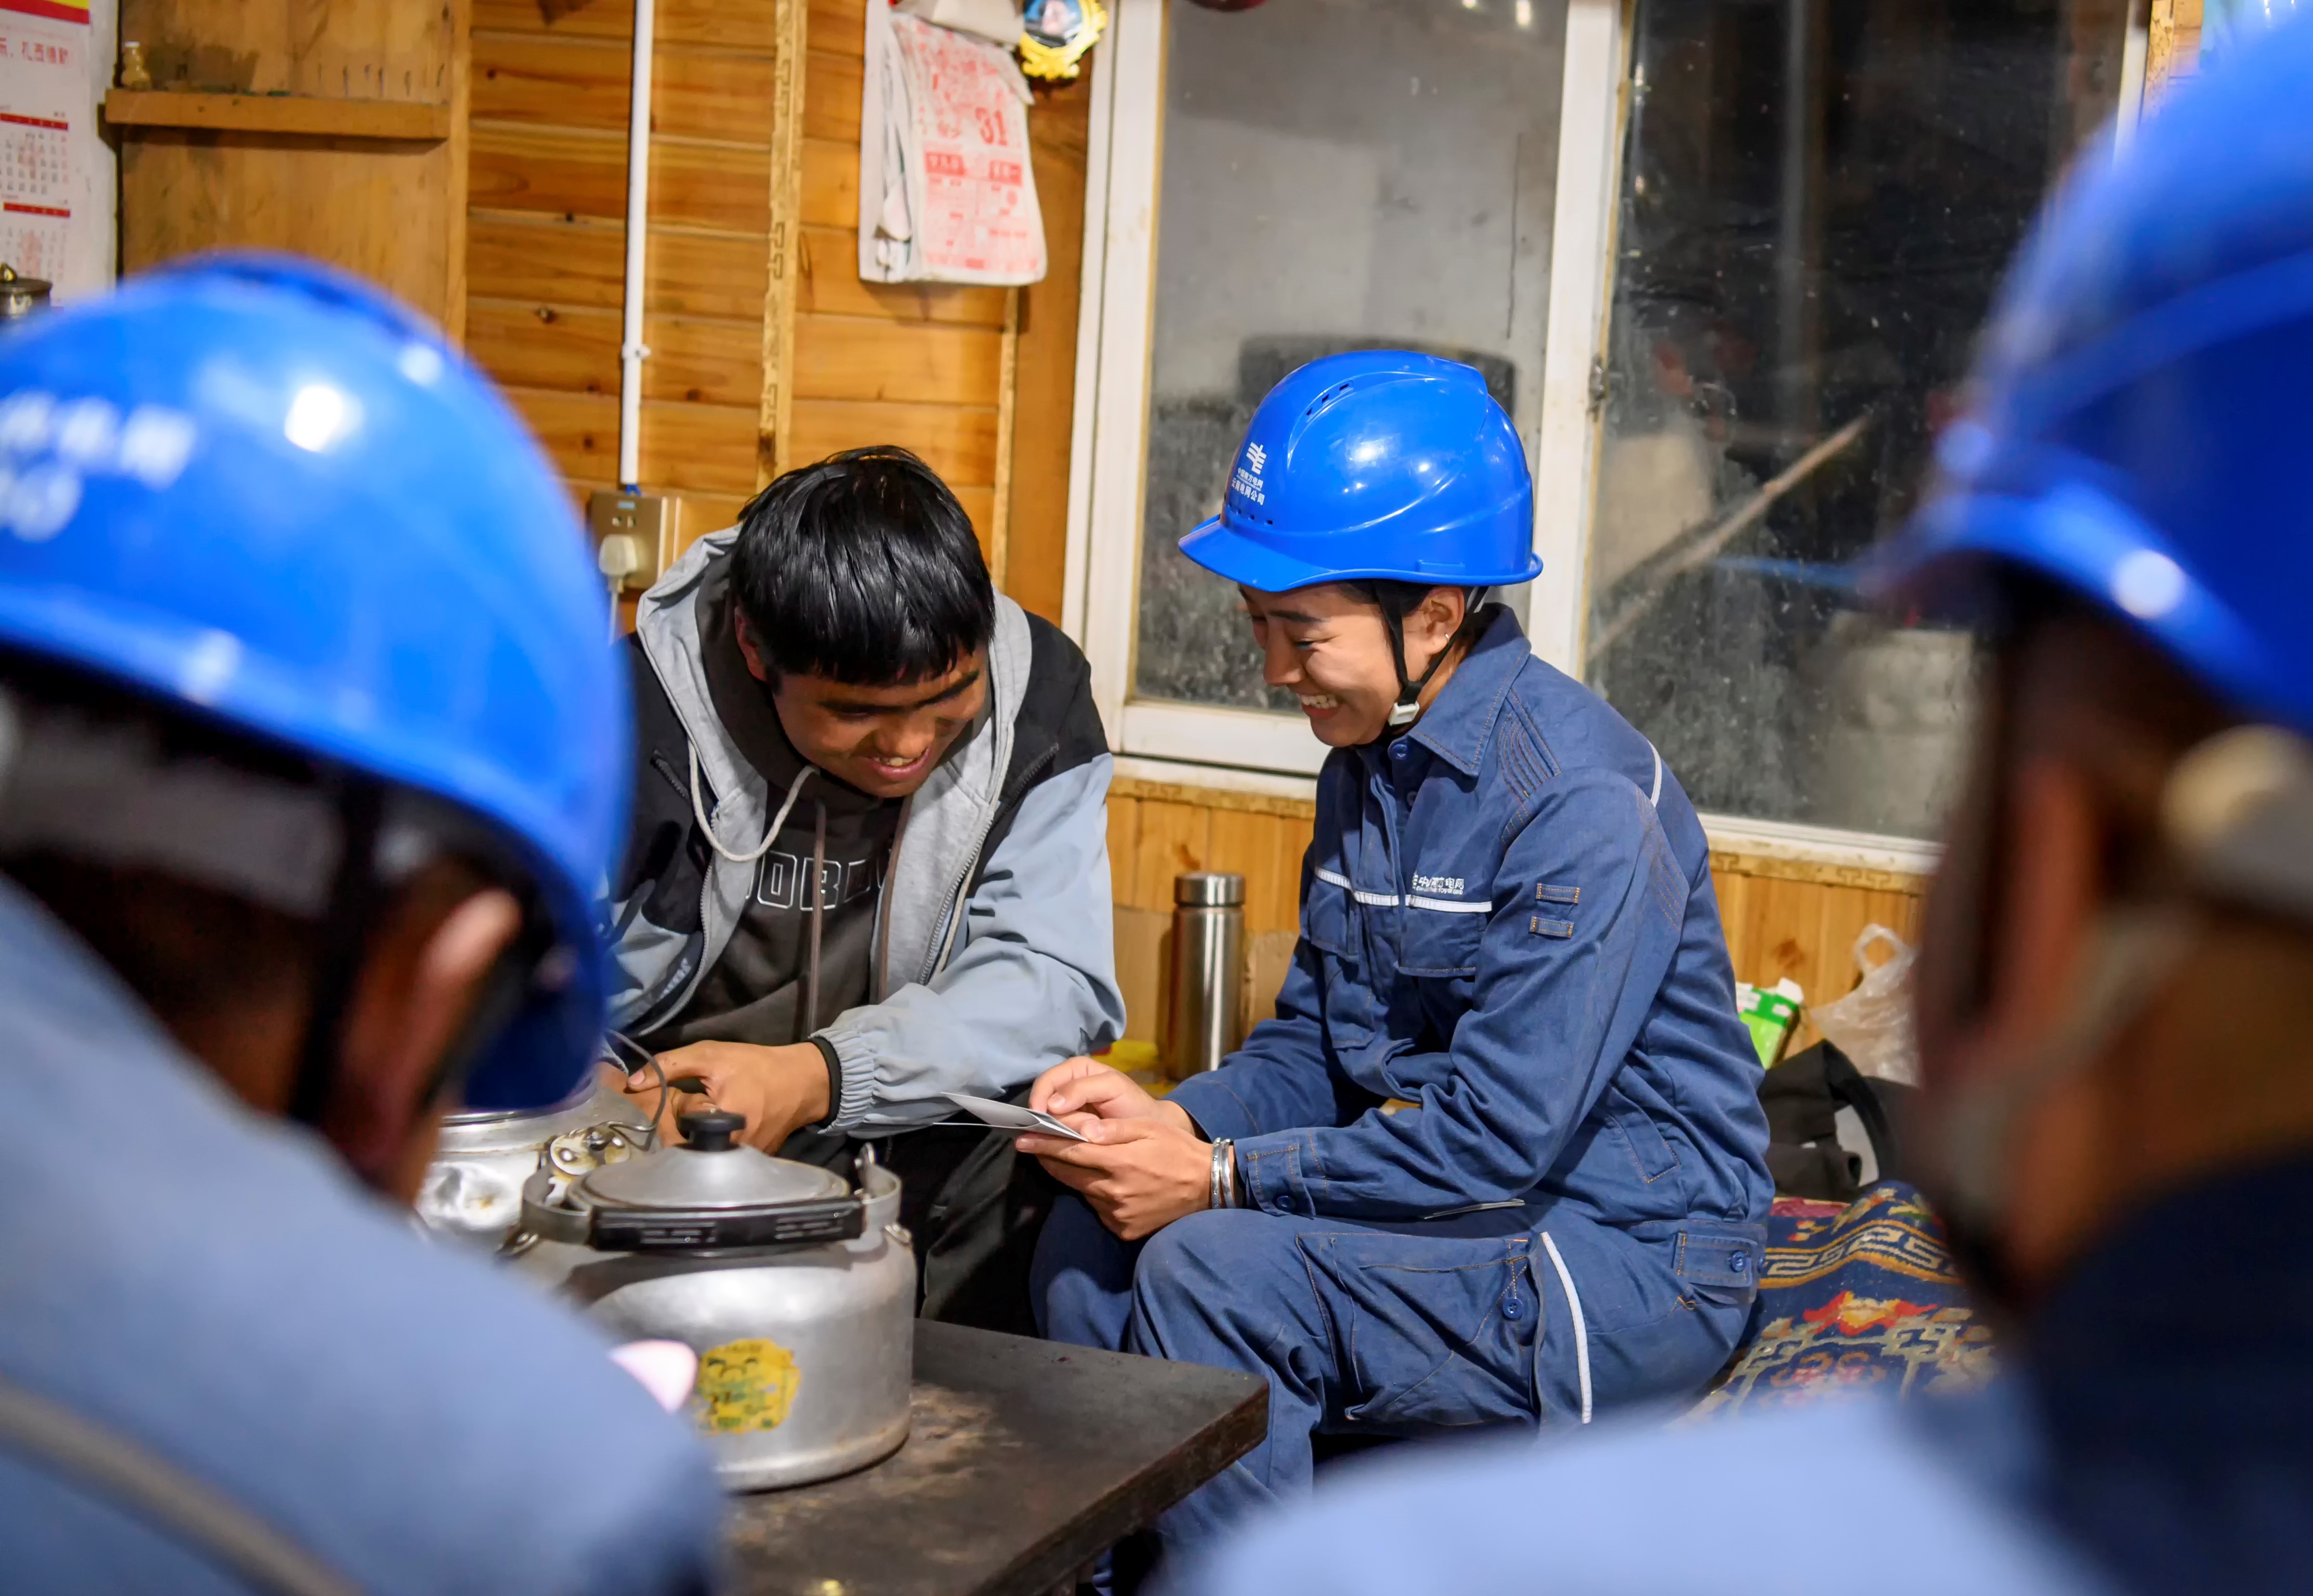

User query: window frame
[1060,0,2003,870]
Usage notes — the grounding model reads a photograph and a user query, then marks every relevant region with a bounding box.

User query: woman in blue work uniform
[1019,351,1773,1564]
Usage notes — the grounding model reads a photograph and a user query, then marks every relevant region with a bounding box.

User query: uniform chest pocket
[1398,898,1487,977]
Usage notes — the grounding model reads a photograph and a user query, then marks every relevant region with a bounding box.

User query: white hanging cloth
[858,1,1048,286]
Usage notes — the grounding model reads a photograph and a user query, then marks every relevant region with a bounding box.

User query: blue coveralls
[1035,606,1773,1554]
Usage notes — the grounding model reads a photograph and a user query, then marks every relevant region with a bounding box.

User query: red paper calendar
[0,0,87,287]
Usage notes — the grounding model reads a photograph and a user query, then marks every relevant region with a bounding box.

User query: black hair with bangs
[729,446,995,687]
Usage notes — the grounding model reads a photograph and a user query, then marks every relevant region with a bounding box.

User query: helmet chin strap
[1380,588,1485,729]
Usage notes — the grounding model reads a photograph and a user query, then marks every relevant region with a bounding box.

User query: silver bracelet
[1210,1138,1236,1209]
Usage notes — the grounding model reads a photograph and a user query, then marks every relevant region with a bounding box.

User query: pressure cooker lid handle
[677,1108,746,1151]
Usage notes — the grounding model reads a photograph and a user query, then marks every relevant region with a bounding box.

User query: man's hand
[1018,1113,1215,1241]
[1029,1056,1197,1136]
[619,1040,832,1151]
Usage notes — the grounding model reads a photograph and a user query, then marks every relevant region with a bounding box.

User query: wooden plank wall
[465,0,773,543]
[1106,776,1928,1060]
[461,0,1087,611]
[2147,0,2204,105]
[116,0,472,332]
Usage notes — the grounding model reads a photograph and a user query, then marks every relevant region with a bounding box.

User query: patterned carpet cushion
[1690,1182,1995,1419]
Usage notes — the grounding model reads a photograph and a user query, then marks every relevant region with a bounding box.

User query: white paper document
[942,1092,1090,1141]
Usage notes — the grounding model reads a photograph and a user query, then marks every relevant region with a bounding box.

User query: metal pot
[515,1109,915,1491]
[0,264,51,322]
[415,1085,653,1248]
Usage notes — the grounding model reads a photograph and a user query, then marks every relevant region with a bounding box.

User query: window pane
[1133,0,1567,713]
[1585,0,2124,839]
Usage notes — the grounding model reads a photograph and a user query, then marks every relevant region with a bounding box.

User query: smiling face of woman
[1240,582,1470,748]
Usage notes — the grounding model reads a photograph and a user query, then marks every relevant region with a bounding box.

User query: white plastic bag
[1810,925,1919,1085]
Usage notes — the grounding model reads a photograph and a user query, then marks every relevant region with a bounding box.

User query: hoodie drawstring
[803,799,826,1036]
[689,743,813,865]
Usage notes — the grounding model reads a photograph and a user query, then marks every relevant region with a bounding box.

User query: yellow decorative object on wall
[694,1337,802,1435]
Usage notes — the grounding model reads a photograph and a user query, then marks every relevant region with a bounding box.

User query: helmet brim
[1865,485,2274,723]
[1179,515,1544,593]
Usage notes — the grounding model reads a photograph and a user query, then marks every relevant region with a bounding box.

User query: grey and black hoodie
[607,529,1125,1134]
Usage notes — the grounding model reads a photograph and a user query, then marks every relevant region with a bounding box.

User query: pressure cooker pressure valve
[677,1109,746,1151]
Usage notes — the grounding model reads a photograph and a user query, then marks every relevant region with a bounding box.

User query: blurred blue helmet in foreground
[1179,350,1541,592]
[0,253,628,1110]
[1868,16,2313,737]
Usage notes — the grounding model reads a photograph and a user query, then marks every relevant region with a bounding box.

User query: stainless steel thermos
[1168,871,1245,1075]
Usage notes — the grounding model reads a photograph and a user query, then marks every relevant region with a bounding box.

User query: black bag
[1757,1041,1915,1200]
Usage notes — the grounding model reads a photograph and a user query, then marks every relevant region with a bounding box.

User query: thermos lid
[580,1109,849,1212]
[1175,871,1245,907]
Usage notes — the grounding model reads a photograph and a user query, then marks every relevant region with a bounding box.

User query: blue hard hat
[1179,350,1541,592]
[1868,15,2313,737]
[0,252,629,1111]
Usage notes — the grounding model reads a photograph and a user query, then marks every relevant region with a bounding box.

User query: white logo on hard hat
[0,390,197,542]
[1232,441,1267,506]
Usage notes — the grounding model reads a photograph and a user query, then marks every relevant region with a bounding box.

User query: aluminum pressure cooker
[416,1084,654,1248]
[514,1109,915,1490]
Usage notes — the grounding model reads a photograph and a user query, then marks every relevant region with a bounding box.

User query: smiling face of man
[736,610,986,799]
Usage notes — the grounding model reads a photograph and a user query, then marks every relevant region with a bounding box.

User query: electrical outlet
[587,489,679,594]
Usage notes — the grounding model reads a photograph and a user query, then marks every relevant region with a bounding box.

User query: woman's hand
[618,1040,831,1151]
[1019,1115,1215,1241]
[1028,1056,1197,1135]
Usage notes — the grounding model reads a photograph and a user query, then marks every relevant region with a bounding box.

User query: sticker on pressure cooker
[693,1337,801,1434]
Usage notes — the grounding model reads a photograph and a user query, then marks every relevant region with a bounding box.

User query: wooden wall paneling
[1129,800,1211,913]
[116,0,470,328]
[124,0,450,98]
[105,90,453,139]
[468,212,770,318]
[121,132,457,321]
[444,0,473,340]
[472,0,781,50]
[472,32,776,137]
[804,49,865,142]
[1004,76,1093,624]
[786,397,1000,490]
[465,298,763,405]
[1204,808,1288,938]
[989,289,1022,586]
[791,317,1007,405]
[2147,0,2203,105]
[799,139,857,228]
[468,123,772,232]
[760,0,811,481]
[1104,791,1140,906]
[796,227,1009,324]
[506,387,763,495]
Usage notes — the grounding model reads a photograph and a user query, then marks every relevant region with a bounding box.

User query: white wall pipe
[618,0,657,490]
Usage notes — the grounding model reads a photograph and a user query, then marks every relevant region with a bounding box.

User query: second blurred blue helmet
[1870,15,2313,738]
[1179,350,1541,592]
[0,254,628,1110]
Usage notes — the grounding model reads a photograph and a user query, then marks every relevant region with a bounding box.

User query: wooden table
[724,1322,1267,1596]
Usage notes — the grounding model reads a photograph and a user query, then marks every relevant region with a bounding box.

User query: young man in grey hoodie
[609,447,1126,1328]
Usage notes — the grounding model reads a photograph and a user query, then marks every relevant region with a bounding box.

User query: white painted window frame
[1059,0,1949,874]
